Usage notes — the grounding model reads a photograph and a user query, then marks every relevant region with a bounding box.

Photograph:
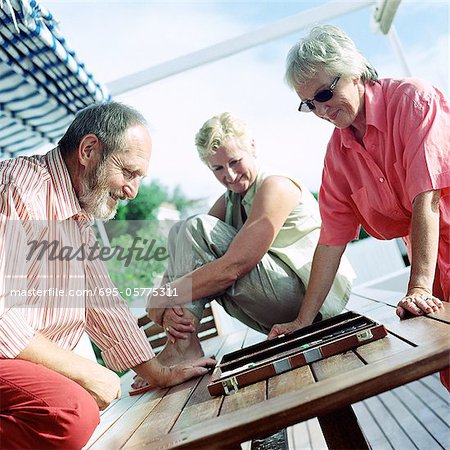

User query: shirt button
[379,177,385,183]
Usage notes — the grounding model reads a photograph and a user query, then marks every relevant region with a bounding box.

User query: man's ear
[78,134,102,168]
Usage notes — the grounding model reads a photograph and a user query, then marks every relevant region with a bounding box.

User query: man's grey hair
[285,25,378,90]
[58,102,147,160]
[195,112,253,166]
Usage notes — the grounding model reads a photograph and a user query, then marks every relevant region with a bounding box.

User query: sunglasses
[298,76,340,113]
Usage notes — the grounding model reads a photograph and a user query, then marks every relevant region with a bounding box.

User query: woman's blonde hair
[195,112,253,165]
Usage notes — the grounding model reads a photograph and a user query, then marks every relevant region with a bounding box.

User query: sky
[44,0,449,206]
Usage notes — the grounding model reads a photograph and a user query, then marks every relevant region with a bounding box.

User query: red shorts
[0,359,99,449]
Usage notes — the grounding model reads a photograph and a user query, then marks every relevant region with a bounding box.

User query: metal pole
[107,0,376,96]
[388,25,412,77]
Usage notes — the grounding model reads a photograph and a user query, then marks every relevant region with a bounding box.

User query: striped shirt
[0,148,154,371]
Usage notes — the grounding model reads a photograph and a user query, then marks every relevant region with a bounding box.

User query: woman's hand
[162,307,196,343]
[146,306,165,326]
[396,287,443,319]
[268,319,302,340]
[146,289,170,326]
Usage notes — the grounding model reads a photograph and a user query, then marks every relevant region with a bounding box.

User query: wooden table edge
[126,339,449,449]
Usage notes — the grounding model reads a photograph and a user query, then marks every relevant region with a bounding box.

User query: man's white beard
[78,160,121,221]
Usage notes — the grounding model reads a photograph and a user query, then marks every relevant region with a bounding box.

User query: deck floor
[249,373,450,450]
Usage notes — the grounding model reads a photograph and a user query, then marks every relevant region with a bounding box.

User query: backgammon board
[208,311,387,396]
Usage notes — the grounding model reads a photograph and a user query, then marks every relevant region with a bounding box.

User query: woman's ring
[165,326,170,332]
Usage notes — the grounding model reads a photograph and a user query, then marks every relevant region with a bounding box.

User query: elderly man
[0,102,214,449]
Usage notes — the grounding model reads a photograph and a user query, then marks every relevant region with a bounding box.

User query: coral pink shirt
[318,78,450,299]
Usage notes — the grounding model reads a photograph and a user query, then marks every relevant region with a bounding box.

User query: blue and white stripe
[0,0,110,158]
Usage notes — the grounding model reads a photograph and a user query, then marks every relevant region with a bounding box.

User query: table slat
[267,365,315,398]
[360,303,450,345]
[171,331,248,432]
[121,335,229,449]
[355,333,412,364]
[312,351,364,380]
[139,339,448,449]
[354,288,450,324]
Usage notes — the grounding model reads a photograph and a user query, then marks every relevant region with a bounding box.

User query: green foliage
[104,220,169,302]
[104,179,195,303]
[116,181,168,220]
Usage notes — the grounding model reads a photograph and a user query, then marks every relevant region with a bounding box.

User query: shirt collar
[364,80,387,133]
[341,80,387,148]
[45,147,93,223]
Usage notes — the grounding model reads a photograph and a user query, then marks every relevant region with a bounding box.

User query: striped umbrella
[0,0,110,158]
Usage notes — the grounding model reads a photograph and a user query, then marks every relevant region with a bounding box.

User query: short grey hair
[195,112,253,165]
[58,102,147,160]
[285,25,378,90]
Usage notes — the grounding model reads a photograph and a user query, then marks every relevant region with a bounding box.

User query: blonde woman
[147,112,354,364]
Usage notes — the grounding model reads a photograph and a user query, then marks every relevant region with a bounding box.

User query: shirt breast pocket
[350,186,410,240]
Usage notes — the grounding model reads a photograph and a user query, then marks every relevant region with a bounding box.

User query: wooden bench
[84,289,449,449]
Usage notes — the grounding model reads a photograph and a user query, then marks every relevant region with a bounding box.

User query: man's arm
[17,332,121,410]
[132,356,215,387]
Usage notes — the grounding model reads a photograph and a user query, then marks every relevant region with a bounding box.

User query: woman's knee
[182,214,216,234]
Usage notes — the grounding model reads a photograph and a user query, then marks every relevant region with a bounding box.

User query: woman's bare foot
[156,336,204,366]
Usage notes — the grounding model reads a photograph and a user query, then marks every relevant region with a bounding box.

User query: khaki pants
[166,215,305,335]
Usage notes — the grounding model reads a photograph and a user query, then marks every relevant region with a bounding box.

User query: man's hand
[396,287,443,319]
[79,363,121,410]
[162,307,196,343]
[17,332,121,411]
[133,356,216,388]
[164,357,216,387]
[268,319,302,340]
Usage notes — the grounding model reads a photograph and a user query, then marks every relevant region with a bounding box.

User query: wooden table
[85,288,450,449]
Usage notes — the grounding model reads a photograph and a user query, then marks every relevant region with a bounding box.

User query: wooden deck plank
[357,303,450,345]
[306,418,328,450]
[352,401,394,450]
[419,373,450,402]
[287,421,309,449]
[391,382,449,448]
[346,293,386,313]
[363,395,417,450]
[379,389,439,449]
[90,388,169,450]
[353,288,450,324]
[220,381,266,415]
[85,393,146,449]
[410,376,450,425]
[84,371,155,448]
